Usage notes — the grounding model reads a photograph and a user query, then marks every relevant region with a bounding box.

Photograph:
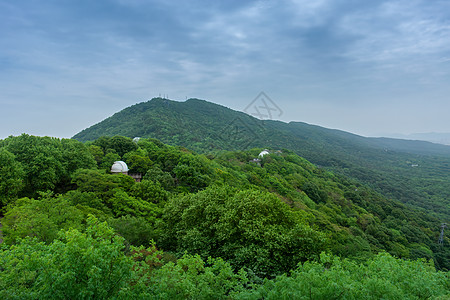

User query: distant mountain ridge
[387,132,450,146]
[73,98,450,221]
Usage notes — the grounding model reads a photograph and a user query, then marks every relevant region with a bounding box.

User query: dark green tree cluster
[0,134,96,204]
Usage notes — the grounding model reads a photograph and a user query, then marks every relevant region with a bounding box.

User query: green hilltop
[73,97,450,221]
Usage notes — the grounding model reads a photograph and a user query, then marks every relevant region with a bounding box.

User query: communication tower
[438,223,447,245]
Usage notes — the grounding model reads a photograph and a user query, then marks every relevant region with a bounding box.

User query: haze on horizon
[1,0,450,140]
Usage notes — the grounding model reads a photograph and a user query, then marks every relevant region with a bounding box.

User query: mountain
[73,98,450,221]
[387,132,450,146]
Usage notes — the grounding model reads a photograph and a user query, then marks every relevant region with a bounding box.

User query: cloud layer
[1,0,449,138]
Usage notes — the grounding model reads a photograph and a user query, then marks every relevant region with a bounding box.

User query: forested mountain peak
[74,97,450,157]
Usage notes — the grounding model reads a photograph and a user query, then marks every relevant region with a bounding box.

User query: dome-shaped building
[111,161,129,175]
[258,149,270,157]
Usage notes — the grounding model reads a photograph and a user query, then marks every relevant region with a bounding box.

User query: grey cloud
[0,0,450,138]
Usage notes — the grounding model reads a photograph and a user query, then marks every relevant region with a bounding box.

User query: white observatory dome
[111,161,129,173]
[258,150,270,157]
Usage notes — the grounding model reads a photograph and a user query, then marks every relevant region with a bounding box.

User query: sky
[1,0,450,140]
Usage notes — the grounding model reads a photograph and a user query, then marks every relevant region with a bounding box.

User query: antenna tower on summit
[438,223,447,246]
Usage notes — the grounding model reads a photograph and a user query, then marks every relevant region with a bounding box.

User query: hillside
[73,98,450,221]
[1,135,449,269]
[1,134,449,296]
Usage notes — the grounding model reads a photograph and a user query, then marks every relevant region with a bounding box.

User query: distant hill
[387,132,450,146]
[73,98,450,221]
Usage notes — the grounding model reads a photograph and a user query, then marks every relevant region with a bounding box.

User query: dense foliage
[1,217,448,299]
[0,134,96,201]
[73,97,450,221]
[0,134,449,298]
[160,186,326,277]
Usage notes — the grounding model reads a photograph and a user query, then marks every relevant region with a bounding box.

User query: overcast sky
[1,0,450,139]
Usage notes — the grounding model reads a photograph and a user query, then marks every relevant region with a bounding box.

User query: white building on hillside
[258,149,270,157]
[111,161,129,175]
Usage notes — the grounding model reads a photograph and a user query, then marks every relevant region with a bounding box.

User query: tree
[144,166,175,190]
[88,144,104,165]
[71,168,135,197]
[1,134,96,196]
[0,148,24,208]
[238,252,449,299]
[141,254,248,299]
[63,189,112,217]
[173,154,213,192]
[123,148,153,174]
[108,189,162,223]
[57,138,97,192]
[108,215,156,247]
[100,152,121,171]
[0,216,134,298]
[130,180,168,204]
[59,138,96,175]
[93,136,138,158]
[160,185,326,277]
[2,195,84,244]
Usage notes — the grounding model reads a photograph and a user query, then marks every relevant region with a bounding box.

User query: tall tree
[0,148,24,208]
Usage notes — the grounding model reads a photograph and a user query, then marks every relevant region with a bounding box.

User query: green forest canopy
[0,134,449,298]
